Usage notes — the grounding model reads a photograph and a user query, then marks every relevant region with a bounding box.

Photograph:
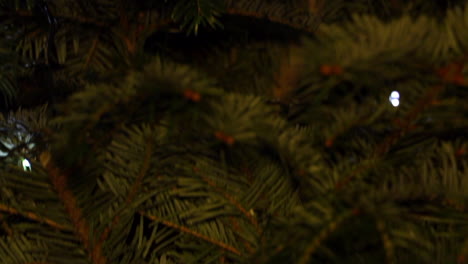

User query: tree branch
[141,211,242,256]
[97,138,153,245]
[40,151,107,264]
[0,203,69,231]
[225,8,319,34]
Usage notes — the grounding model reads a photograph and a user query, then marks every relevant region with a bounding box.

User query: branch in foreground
[0,203,69,231]
[140,211,242,256]
[40,151,107,264]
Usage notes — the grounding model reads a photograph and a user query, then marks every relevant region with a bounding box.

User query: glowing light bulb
[22,158,31,171]
[389,90,400,107]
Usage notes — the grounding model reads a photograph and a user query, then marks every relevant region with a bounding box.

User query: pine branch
[1,1,466,262]
[39,151,107,264]
[13,9,109,27]
[335,82,445,190]
[140,211,242,256]
[97,138,153,245]
[82,35,101,71]
[0,214,13,236]
[305,14,468,192]
[197,173,260,232]
[298,210,353,264]
[460,240,468,264]
[12,3,322,35]
[375,85,444,155]
[225,8,318,34]
[376,219,396,264]
[0,203,68,231]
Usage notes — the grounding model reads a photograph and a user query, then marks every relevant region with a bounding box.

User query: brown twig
[141,212,242,256]
[0,203,68,231]
[40,151,107,264]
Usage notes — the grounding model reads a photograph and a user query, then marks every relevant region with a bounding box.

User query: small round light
[22,158,31,171]
[390,98,400,107]
[389,90,400,107]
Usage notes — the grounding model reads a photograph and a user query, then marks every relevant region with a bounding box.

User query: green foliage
[0,0,467,264]
[172,0,225,35]
[0,38,21,108]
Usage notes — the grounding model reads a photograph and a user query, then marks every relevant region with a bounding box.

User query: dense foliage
[0,0,467,263]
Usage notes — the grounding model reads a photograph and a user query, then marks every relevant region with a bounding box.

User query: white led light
[22,158,31,171]
[389,90,400,107]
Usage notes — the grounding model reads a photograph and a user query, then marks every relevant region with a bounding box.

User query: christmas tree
[0,0,467,263]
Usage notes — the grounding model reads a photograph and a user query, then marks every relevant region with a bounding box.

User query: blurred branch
[12,9,109,27]
[226,8,319,34]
